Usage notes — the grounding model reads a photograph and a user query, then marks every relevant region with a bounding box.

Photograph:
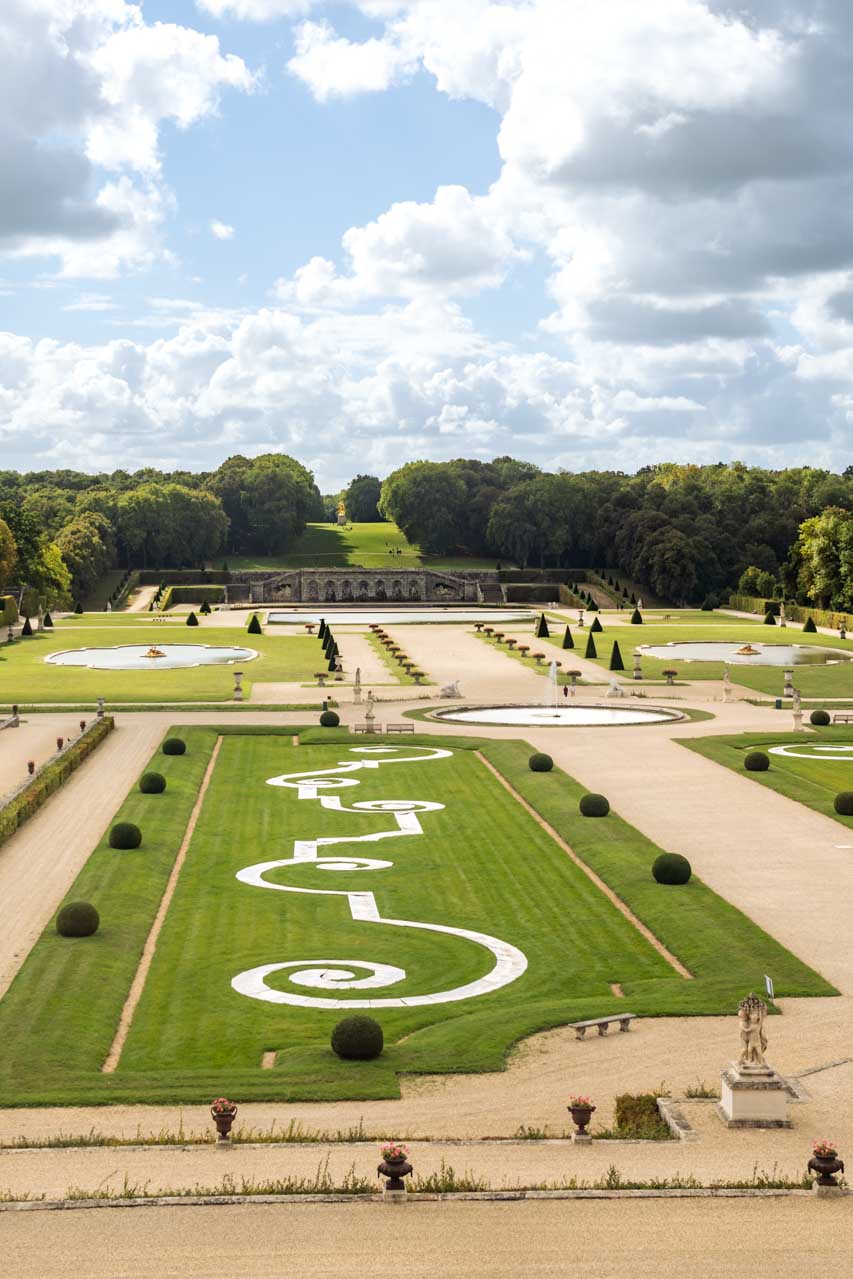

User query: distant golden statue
[337,498,346,526]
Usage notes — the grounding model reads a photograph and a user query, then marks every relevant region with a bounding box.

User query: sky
[4,0,853,489]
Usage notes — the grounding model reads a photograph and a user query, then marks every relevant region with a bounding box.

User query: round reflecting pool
[268,609,535,625]
[432,703,685,727]
[46,644,258,671]
[638,641,852,666]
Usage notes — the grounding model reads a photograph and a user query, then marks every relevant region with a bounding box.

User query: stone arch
[307,580,319,602]
[391,579,403,600]
[324,581,337,602]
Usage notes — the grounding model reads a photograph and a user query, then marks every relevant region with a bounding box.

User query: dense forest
[2,454,853,610]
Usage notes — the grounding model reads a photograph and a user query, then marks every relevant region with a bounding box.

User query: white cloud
[63,293,117,312]
[287,21,415,100]
[210,220,236,240]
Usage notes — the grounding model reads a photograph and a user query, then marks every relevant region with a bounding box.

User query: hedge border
[0,717,115,848]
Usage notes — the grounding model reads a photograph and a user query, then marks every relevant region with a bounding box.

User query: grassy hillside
[228,522,503,572]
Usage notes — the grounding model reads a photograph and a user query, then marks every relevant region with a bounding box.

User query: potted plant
[56,737,64,751]
[567,1094,596,1136]
[662,669,678,686]
[210,1096,238,1142]
[27,760,35,775]
[79,720,87,732]
[377,1141,413,1191]
[808,1139,844,1186]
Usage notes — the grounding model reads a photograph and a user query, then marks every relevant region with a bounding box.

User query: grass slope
[0,729,833,1105]
[682,726,853,831]
[228,522,502,572]
[0,615,321,703]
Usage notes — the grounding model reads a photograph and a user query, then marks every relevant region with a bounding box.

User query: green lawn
[0,726,833,1105]
[558,615,853,698]
[0,615,323,703]
[683,727,853,831]
[228,522,504,572]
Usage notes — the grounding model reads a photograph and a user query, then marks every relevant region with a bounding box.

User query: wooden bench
[832,712,853,724]
[569,1014,636,1041]
[385,723,415,734]
[352,723,379,733]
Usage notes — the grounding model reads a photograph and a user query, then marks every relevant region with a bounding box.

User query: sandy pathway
[0,717,92,798]
[125,587,157,613]
[2,1198,849,1279]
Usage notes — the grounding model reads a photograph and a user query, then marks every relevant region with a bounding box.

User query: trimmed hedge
[810,709,831,726]
[0,718,115,851]
[56,902,99,938]
[744,751,770,771]
[109,822,142,850]
[319,710,340,727]
[834,792,853,816]
[579,793,610,817]
[162,737,187,755]
[528,752,554,772]
[139,772,167,794]
[0,596,18,626]
[331,1015,384,1060]
[652,853,692,884]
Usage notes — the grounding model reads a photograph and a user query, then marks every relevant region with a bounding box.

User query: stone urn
[377,1155,413,1191]
[568,1104,596,1136]
[808,1150,844,1187]
[211,1100,238,1142]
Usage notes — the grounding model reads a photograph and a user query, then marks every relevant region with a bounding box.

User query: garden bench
[352,722,379,733]
[385,723,415,734]
[832,712,853,724]
[569,1013,636,1040]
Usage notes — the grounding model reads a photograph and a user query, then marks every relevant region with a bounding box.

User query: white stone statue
[779,602,787,627]
[792,686,801,712]
[737,993,768,1069]
[606,677,625,698]
[723,668,732,701]
[440,679,462,698]
[353,667,362,704]
[365,689,376,725]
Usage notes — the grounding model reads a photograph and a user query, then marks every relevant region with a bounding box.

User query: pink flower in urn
[381,1141,409,1161]
[569,1095,593,1108]
[813,1139,837,1157]
[210,1096,237,1115]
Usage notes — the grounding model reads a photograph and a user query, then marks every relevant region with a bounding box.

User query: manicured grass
[363,632,425,685]
[683,727,853,831]
[0,615,320,703]
[0,728,833,1104]
[228,522,504,572]
[565,615,853,698]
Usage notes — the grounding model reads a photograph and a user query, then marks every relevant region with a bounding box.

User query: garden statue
[353,667,362,704]
[779,601,786,627]
[606,677,625,698]
[365,690,376,728]
[723,668,732,701]
[792,686,804,732]
[440,679,462,698]
[841,624,847,640]
[737,993,768,1070]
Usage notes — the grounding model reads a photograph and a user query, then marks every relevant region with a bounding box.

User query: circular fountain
[638,641,852,666]
[46,644,258,671]
[431,704,685,727]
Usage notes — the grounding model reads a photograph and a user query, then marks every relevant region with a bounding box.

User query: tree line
[2,454,853,610]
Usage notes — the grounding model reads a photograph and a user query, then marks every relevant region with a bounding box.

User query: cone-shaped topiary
[199,600,211,615]
[74,602,83,614]
[584,632,597,659]
[331,1015,384,1060]
[630,592,636,605]
[56,901,99,937]
[652,853,692,884]
[810,709,831,726]
[318,618,327,640]
[139,772,166,794]
[186,611,199,626]
[319,710,340,727]
[21,616,32,636]
[834,792,853,815]
[529,752,554,772]
[328,654,338,671]
[162,737,186,755]
[802,616,817,633]
[109,821,142,849]
[590,616,602,633]
[609,640,624,671]
[43,612,53,627]
[579,793,610,817]
[630,608,643,624]
[763,611,776,625]
[247,613,262,634]
[562,625,574,649]
[536,613,550,638]
[744,751,770,771]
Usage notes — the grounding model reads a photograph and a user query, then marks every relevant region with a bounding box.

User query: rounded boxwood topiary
[139,772,166,794]
[834,791,853,815]
[810,709,831,726]
[652,853,692,885]
[56,901,99,937]
[529,752,554,772]
[109,821,142,849]
[319,709,340,727]
[331,1015,384,1060]
[579,792,610,817]
[162,737,186,755]
[744,750,770,771]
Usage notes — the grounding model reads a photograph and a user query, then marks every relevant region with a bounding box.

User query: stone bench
[832,712,853,724]
[569,1013,636,1040]
[385,723,415,734]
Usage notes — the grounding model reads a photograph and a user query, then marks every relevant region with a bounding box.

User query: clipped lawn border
[0,717,115,850]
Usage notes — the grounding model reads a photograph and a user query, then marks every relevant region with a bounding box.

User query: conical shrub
[43,612,53,627]
[247,613,262,634]
[763,611,776,625]
[74,602,83,614]
[609,640,624,671]
[21,616,32,636]
[584,632,597,659]
[803,616,817,633]
[536,613,550,638]
[186,611,199,626]
[630,608,643,624]
[562,625,574,649]
[318,618,327,640]
[590,616,602,633]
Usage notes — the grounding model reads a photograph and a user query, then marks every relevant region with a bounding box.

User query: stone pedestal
[632,653,642,681]
[716,1062,791,1128]
[783,668,794,697]
[383,1188,406,1202]
[793,709,804,732]
[813,1182,844,1198]
[233,671,244,702]
[571,1132,592,1145]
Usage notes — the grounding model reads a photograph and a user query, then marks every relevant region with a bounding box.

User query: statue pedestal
[716,1062,791,1128]
[792,709,804,732]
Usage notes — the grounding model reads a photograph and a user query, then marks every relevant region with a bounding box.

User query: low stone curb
[0,1187,836,1213]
